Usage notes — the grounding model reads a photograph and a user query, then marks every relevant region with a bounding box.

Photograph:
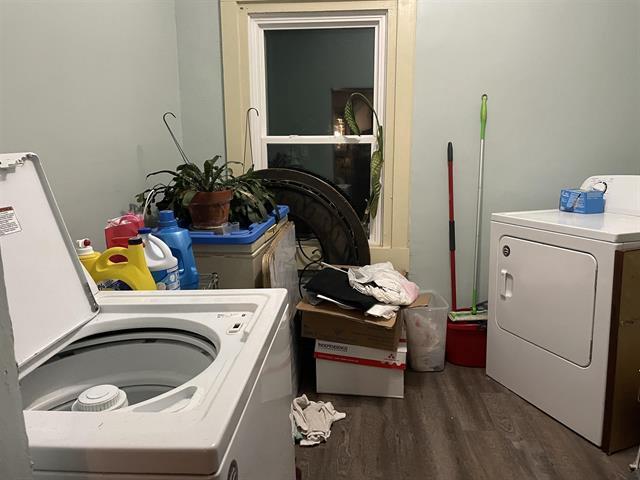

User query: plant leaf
[344,92,384,223]
[146,169,177,179]
[178,164,207,190]
[209,164,229,189]
[367,148,383,220]
[344,97,360,135]
[204,158,214,186]
[181,189,198,207]
[371,149,383,176]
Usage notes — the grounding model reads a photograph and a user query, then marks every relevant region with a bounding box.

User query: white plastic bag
[404,292,449,371]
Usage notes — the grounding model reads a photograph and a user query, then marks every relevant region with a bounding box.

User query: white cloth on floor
[291,395,346,446]
[348,262,419,306]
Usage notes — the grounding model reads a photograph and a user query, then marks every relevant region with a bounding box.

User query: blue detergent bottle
[153,210,199,290]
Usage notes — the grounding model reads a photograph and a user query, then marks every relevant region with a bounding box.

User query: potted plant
[137,112,276,229]
[186,168,234,229]
[343,92,383,225]
[138,157,276,229]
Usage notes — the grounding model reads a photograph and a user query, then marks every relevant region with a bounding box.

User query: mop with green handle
[449,94,489,322]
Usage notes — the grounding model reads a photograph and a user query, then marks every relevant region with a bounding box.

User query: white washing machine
[0,153,296,478]
[487,175,640,453]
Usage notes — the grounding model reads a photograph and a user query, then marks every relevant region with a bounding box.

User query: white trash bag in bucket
[404,291,449,372]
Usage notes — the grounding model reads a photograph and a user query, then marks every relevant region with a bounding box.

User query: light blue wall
[0,0,227,248]
[175,0,226,164]
[409,0,640,307]
[0,0,183,248]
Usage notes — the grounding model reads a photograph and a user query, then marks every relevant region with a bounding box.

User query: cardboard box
[559,188,605,214]
[315,339,407,368]
[315,340,407,398]
[298,293,428,351]
[298,300,402,350]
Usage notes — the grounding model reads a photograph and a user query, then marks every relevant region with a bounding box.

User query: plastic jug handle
[95,247,129,272]
[150,235,173,258]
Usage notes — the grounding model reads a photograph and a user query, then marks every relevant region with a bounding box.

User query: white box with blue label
[559,188,605,214]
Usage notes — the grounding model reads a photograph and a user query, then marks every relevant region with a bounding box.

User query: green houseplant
[138,157,276,229]
[137,111,276,229]
[344,92,383,224]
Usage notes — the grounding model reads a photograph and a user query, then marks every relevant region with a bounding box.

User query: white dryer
[487,175,640,453]
[0,153,296,479]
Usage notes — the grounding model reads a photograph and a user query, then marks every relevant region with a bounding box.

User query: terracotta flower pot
[188,189,234,229]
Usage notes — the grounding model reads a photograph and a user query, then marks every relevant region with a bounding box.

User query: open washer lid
[0,153,98,377]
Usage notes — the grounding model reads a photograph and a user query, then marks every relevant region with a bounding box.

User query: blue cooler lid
[190,205,289,245]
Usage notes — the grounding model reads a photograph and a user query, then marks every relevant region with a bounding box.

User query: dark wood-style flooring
[296,364,638,480]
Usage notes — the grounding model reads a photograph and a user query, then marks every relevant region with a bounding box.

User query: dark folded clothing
[305,268,377,310]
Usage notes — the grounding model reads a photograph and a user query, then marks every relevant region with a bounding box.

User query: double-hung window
[248,12,386,241]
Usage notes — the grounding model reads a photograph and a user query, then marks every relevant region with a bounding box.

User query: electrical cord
[298,258,323,299]
[297,236,319,263]
[296,236,324,299]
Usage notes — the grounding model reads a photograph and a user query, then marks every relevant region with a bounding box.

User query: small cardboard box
[298,293,428,351]
[315,340,407,398]
[298,300,402,351]
[559,188,605,214]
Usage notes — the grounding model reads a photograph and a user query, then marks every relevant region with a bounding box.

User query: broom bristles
[448,310,488,322]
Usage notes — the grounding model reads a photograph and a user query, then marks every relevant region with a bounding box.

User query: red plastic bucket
[445,320,487,367]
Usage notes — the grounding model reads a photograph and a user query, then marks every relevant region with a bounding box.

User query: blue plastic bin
[189,205,289,245]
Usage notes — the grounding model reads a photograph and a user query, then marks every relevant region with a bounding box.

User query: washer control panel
[217,312,252,335]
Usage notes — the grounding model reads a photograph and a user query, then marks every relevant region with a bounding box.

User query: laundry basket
[404,291,449,372]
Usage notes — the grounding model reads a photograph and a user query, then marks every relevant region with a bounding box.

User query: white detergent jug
[138,228,180,290]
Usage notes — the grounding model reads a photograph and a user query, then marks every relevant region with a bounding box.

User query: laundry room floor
[295,364,637,480]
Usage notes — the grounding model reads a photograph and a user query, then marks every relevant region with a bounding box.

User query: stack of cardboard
[297,293,429,398]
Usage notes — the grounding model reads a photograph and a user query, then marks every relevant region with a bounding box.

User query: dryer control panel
[581,175,640,217]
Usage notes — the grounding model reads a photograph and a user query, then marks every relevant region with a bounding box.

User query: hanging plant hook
[163,111,192,165]
[243,107,260,173]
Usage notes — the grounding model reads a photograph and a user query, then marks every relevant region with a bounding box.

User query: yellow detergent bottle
[75,238,101,272]
[77,236,156,291]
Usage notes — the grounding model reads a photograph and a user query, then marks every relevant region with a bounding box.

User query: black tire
[255,168,371,266]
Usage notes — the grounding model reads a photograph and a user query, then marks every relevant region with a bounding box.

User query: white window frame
[247,11,387,244]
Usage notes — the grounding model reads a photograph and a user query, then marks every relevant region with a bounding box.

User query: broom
[449,94,489,322]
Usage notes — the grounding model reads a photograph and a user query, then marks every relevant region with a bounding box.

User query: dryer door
[495,236,597,367]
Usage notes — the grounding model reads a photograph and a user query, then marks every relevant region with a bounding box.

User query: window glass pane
[267,143,372,218]
[265,28,375,136]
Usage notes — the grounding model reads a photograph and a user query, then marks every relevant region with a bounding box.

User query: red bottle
[105,213,144,262]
